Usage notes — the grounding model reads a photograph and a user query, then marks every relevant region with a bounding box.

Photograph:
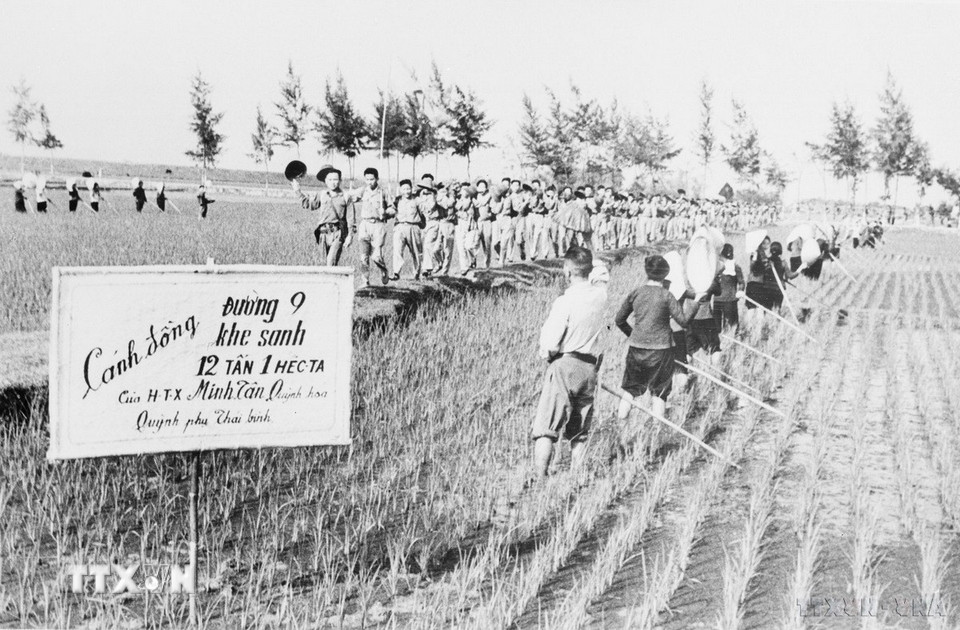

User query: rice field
[2,191,960,628]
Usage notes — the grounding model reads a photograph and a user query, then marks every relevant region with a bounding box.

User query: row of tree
[517,80,788,193]
[207,62,490,184]
[6,79,63,173]
[807,71,960,206]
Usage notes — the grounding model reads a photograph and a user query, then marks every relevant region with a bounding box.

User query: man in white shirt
[531,246,608,477]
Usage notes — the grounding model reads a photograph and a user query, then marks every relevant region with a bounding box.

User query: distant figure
[14,181,27,212]
[36,180,48,213]
[197,183,214,220]
[90,182,102,212]
[68,180,80,212]
[133,179,147,212]
[156,182,166,211]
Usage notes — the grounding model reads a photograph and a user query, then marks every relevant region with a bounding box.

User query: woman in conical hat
[156,181,166,211]
[90,181,101,212]
[744,231,772,324]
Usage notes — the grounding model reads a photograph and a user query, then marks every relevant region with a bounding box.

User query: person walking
[346,167,391,286]
[390,179,423,280]
[292,165,350,265]
[531,246,608,478]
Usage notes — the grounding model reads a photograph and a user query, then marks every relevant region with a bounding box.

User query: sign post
[48,263,354,624]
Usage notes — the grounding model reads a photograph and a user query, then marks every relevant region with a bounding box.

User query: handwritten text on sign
[48,266,353,459]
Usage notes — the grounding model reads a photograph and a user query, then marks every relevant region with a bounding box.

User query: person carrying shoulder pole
[614,255,707,423]
[531,246,608,478]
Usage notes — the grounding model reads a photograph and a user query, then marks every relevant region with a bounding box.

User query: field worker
[197,183,216,220]
[454,183,479,275]
[764,242,799,311]
[714,243,745,330]
[493,183,513,266]
[67,179,80,212]
[614,255,704,424]
[744,234,773,323]
[561,188,593,250]
[686,269,722,366]
[390,179,423,280]
[346,167,391,286]
[36,180,48,213]
[292,164,350,265]
[418,180,443,277]
[504,180,528,262]
[156,181,166,211]
[436,183,457,275]
[90,182,102,212]
[133,179,147,212]
[528,180,552,260]
[531,246,608,478]
[13,181,28,212]
[543,185,560,258]
[474,179,495,268]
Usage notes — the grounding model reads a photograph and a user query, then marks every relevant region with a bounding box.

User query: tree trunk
[893,175,900,209]
[412,156,417,181]
[20,141,24,177]
[466,153,471,179]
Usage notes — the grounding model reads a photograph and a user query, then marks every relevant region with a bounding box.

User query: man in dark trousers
[197,183,215,220]
[133,179,147,212]
[614,255,705,423]
[531,246,608,478]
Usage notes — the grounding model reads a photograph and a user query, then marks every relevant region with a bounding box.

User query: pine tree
[7,78,36,175]
[808,102,870,206]
[447,86,492,178]
[695,80,715,184]
[722,99,761,185]
[400,90,432,179]
[872,71,920,204]
[34,104,63,174]
[185,72,225,175]
[518,94,552,171]
[249,105,277,189]
[275,61,311,157]
[315,71,368,178]
[369,90,406,183]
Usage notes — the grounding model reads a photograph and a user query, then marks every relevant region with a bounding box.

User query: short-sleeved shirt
[349,186,389,221]
[394,197,420,224]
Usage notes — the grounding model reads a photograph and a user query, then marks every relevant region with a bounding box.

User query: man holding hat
[346,167,391,285]
[292,164,351,266]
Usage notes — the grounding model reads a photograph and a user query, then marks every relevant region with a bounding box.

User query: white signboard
[48,265,353,460]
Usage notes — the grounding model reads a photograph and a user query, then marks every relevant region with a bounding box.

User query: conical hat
[692,225,724,252]
[685,236,719,294]
[801,239,822,265]
[663,251,686,300]
[86,178,95,193]
[22,172,37,188]
[786,223,815,245]
[745,229,768,254]
[66,177,77,189]
[37,175,47,189]
[155,182,165,193]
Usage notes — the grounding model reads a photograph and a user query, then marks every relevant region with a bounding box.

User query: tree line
[8,67,960,206]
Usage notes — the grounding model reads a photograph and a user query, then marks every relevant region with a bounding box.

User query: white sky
[3,0,960,202]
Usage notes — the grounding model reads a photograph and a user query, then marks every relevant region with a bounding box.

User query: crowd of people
[11,175,213,219]
[531,214,869,477]
[290,163,782,286]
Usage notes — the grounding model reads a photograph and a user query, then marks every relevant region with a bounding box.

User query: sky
[3,0,960,203]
